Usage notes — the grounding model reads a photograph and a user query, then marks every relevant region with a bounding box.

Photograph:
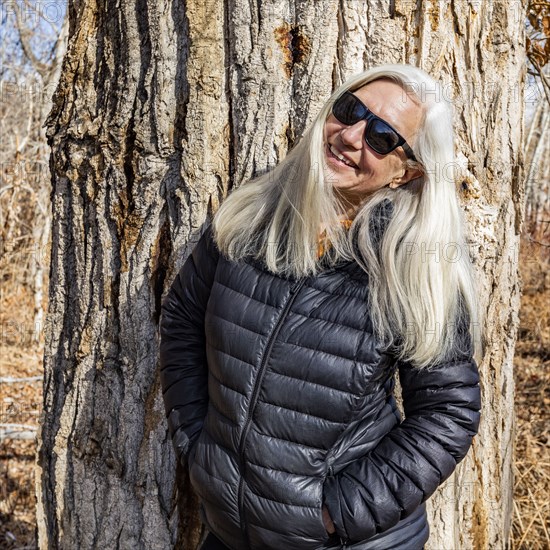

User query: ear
[388,166,423,189]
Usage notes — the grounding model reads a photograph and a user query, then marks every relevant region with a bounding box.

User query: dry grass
[0,260,45,549]
[0,234,548,549]
[510,236,550,550]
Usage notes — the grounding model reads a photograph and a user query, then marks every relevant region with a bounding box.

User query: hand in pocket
[322,504,336,535]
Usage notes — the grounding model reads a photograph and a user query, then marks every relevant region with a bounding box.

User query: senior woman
[159,63,482,550]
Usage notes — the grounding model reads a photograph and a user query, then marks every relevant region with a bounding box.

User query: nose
[340,120,366,150]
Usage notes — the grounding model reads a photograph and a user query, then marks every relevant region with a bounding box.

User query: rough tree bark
[36,1,525,549]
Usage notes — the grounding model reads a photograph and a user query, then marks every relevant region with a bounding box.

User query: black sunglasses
[332,91,417,162]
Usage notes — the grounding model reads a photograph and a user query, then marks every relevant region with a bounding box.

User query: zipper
[237,277,308,549]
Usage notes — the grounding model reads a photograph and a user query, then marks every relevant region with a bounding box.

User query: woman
[159,63,483,550]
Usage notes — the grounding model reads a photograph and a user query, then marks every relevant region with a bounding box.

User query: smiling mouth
[327,144,357,168]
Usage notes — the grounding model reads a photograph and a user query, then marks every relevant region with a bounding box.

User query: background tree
[36,1,527,548]
[525,0,550,243]
[510,4,550,546]
[0,3,67,543]
[1,0,67,342]
[526,0,550,103]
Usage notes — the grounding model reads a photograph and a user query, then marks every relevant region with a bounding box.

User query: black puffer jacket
[159,218,481,550]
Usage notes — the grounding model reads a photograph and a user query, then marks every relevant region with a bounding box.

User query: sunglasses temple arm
[402,143,417,162]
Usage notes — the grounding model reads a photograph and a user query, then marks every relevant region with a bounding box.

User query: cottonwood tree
[36,1,526,548]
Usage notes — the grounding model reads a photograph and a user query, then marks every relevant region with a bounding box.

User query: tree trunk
[524,97,550,239]
[36,1,525,549]
[36,0,229,547]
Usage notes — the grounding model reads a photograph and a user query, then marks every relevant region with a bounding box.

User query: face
[323,78,424,209]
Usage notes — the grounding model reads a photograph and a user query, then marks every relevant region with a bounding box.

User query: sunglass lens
[333,94,363,125]
[367,120,400,154]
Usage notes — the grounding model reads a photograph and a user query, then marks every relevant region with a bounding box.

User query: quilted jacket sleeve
[159,223,219,467]
[322,308,481,543]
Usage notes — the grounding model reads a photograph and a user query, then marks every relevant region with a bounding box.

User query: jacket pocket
[315,474,332,545]
[187,438,199,469]
[317,506,331,546]
[187,431,204,490]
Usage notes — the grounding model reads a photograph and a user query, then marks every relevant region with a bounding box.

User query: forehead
[351,79,423,140]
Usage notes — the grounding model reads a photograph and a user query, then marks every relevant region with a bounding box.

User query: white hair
[211,63,483,368]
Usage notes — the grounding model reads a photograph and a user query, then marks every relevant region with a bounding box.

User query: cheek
[373,157,400,176]
[324,118,344,137]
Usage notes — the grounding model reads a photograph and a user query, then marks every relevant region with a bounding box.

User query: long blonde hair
[211,63,483,368]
